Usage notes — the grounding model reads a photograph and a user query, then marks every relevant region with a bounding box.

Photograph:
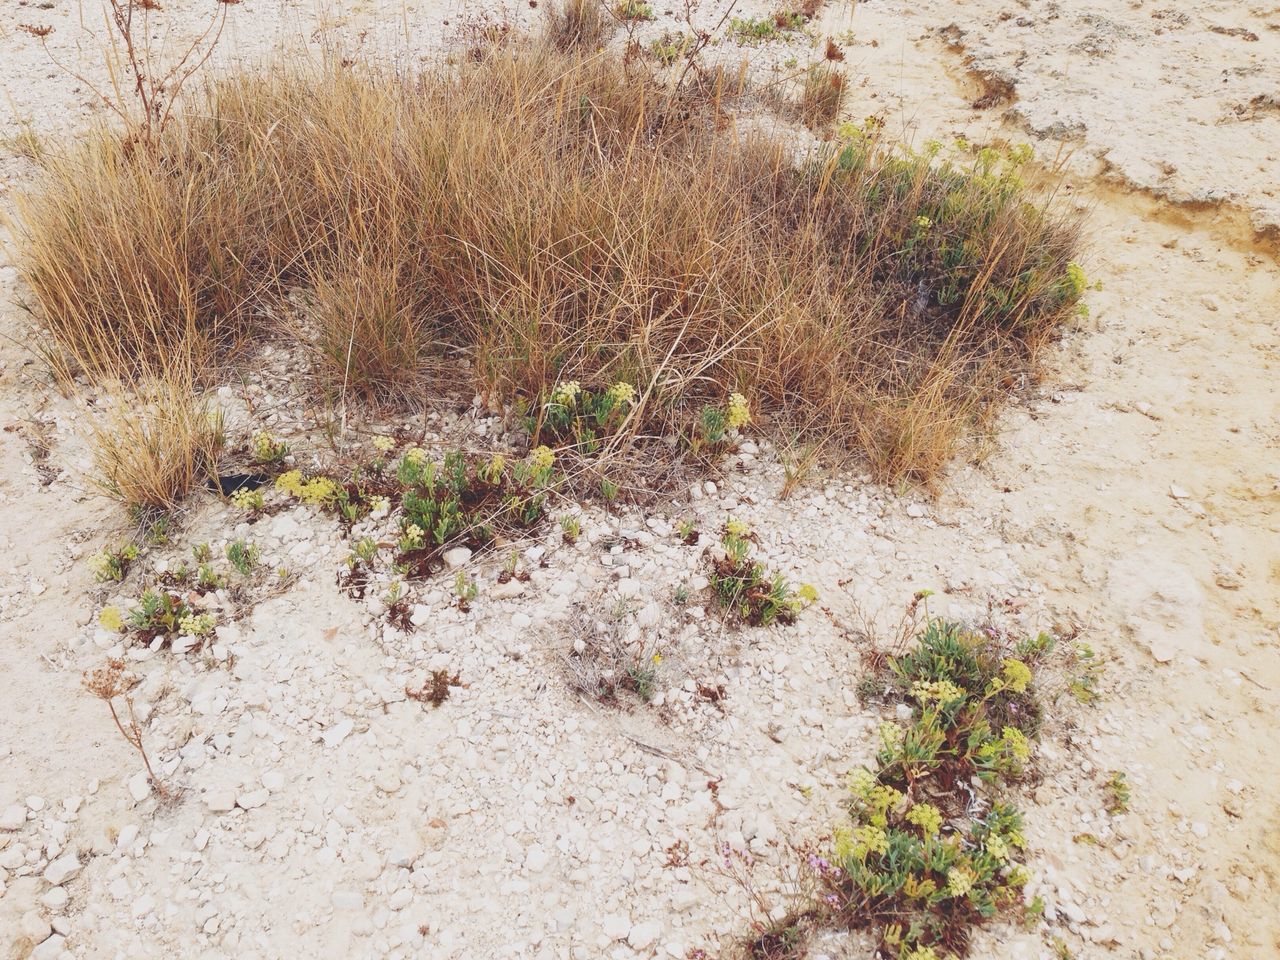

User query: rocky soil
[0,1,1277,959]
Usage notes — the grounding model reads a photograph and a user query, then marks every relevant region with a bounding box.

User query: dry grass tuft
[798,63,847,129]
[87,371,224,516]
[14,38,1084,483]
[545,0,614,51]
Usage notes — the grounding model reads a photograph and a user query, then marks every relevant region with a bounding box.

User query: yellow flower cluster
[275,470,304,496]
[915,215,933,230]
[405,447,429,467]
[726,392,750,430]
[1000,658,1032,694]
[853,824,889,857]
[848,768,877,798]
[911,679,966,704]
[607,381,636,406]
[944,866,975,898]
[985,834,1009,862]
[879,722,904,749]
[98,605,124,632]
[368,495,391,516]
[552,381,581,406]
[231,488,263,510]
[179,612,216,637]
[905,947,943,960]
[373,434,395,454]
[402,524,425,549]
[906,802,943,836]
[1006,864,1032,886]
[902,874,938,900]
[275,470,339,506]
[796,583,819,603]
[1001,726,1031,761]
[529,445,554,473]
[725,518,750,538]
[251,430,281,461]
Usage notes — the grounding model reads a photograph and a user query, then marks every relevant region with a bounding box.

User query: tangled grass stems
[14,37,1084,485]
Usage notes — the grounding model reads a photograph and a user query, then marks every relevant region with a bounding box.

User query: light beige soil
[0,2,1276,959]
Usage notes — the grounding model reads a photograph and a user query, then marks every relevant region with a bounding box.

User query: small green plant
[524,380,637,454]
[649,32,691,65]
[129,588,196,642]
[394,446,555,578]
[196,563,226,591]
[729,13,803,43]
[615,0,653,21]
[142,514,171,546]
[89,543,139,583]
[453,570,479,611]
[560,515,582,544]
[192,542,213,564]
[1103,771,1130,815]
[690,392,750,455]
[676,518,699,544]
[673,584,690,605]
[250,429,289,465]
[707,520,815,626]
[231,487,265,512]
[600,476,620,502]
[804,620,1056,959]
[1067,641,1103,703]
[625,662,657,702]
[226,539,260,576]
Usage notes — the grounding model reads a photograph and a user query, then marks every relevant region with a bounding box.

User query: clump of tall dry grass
[545,0,614,51]
[13,37,1083,483]
[87,371,224,516]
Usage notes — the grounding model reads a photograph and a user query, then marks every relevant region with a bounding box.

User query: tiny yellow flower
[725,518,750,538]
[98,605,124,632]
[797,583,819,603]
[178,612,216,637]
[1000,658,1033,694]
[651,653,662,665]
[906,802,943,837]
[945,866,975,898]
[373,434,395,454]
[914,215,933,230]
[986,834,1009,862]
[405,447,429,467]
[848,768,877,798]
[529,445,554,473]
[275,470,304,497]
[607,381,636,406]
[552,381,581,406]
[911,679,966,704]
[299,476,339,506]
[725,392,750,431]
[853,824,889,856]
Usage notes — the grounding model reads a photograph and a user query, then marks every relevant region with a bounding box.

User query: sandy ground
[0,1,1277,958]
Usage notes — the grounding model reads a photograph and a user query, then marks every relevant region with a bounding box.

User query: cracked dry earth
[0,1,1277,959]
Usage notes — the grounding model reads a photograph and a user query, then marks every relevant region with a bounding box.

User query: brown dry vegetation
[12,33,1082,489]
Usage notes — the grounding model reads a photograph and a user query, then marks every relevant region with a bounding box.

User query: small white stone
[602,914,631,941]
[323,720,354,747]
[628,921,661,950]
[0,804,25,830]
[237,789,269,810]
[443,547,472,568]
[205,790,237,813]
[43,853,83,885]
[127,772,152,804]
[332,889,364,910]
